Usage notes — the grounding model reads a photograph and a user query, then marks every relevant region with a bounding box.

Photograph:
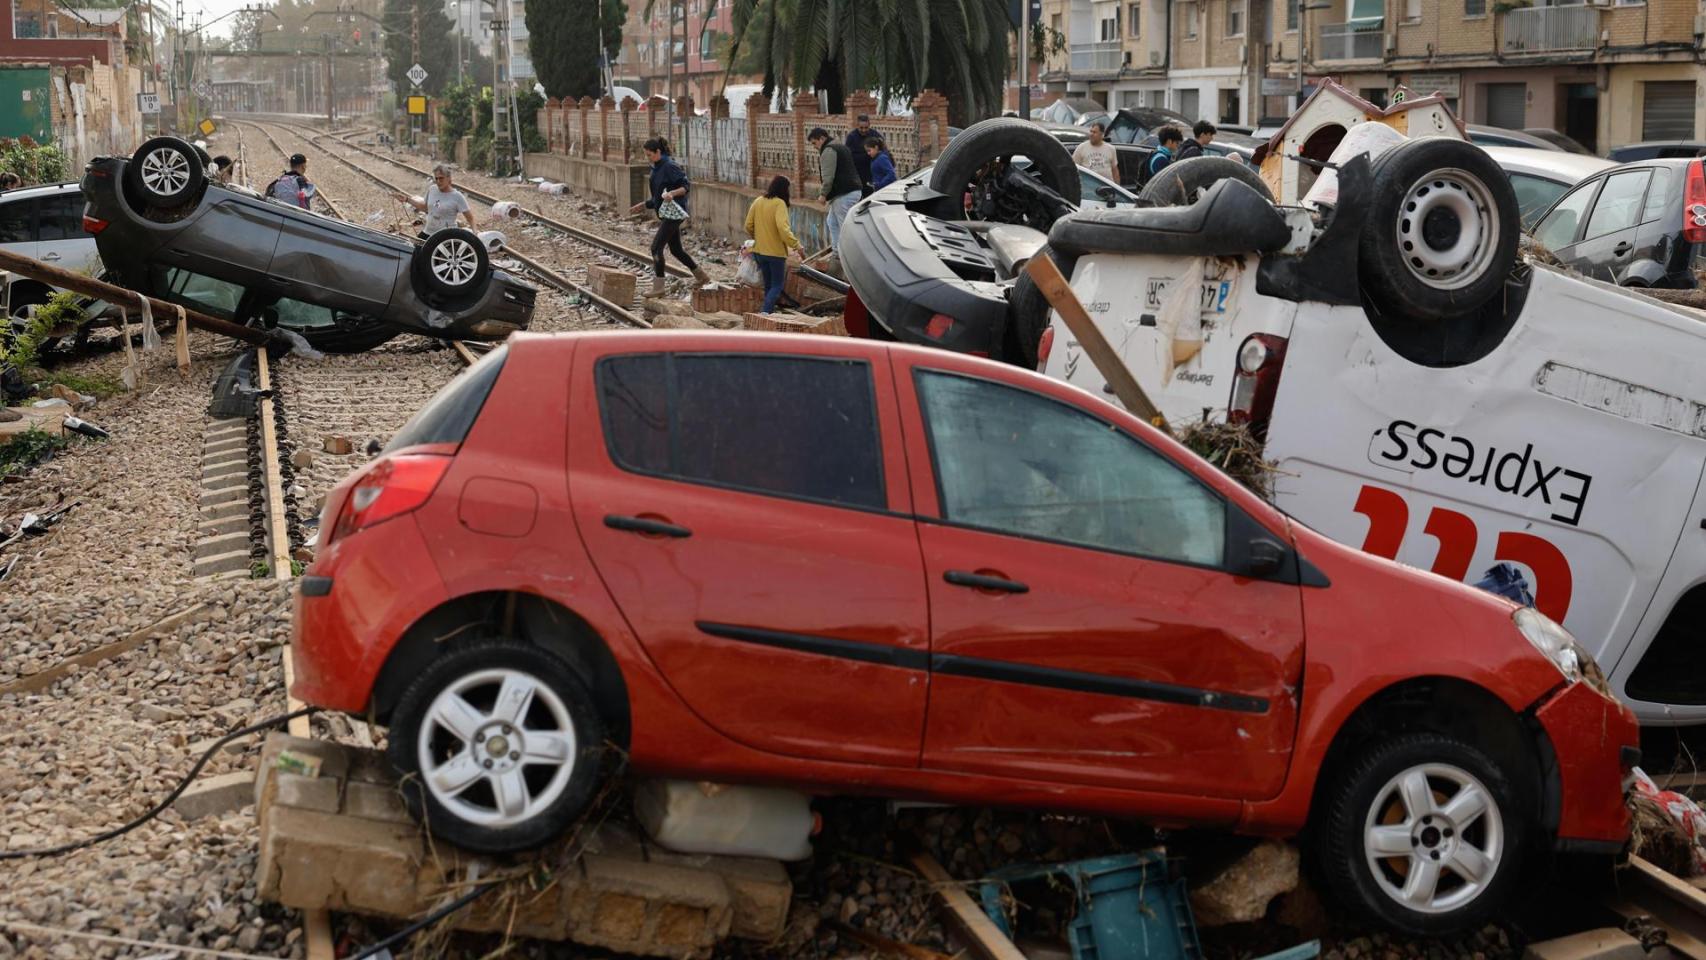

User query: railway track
[256,115,690,280]
[245,118,652,328]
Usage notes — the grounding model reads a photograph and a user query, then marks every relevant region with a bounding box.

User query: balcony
[1069,40,1122,73]
[1317,20,1383,61]
[1501,4,1598,53]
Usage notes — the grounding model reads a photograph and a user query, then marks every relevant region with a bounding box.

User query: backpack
[269,173,305,208]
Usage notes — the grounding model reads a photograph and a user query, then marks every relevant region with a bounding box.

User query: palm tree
[655,0,1009,124]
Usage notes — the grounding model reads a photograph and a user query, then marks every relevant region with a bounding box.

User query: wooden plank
[0,408,68,439]
[0,247,270,345]
[451,341,479,366]
[0,604,210,696]
[909,853,1027,960]
[1023,254,1168,432]
[1612,856,1706,960]
[303,910,334,960]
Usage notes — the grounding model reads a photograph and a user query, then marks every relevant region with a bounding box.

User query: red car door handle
[604,514,692,538]
[944,570,1029,594]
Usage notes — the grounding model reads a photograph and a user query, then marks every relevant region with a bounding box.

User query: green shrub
[4,290,88,372]
[0,426,70,478]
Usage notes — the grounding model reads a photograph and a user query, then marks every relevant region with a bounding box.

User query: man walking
[393,165,478,237]
[269,153,313,209]
[1072,121,1119,183]
[810,127,862,253]
[1176,120,1216,162]
[846,114,875,192]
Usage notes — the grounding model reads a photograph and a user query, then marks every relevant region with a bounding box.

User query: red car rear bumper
[290,517,448,713]
[1536,679,1638,848]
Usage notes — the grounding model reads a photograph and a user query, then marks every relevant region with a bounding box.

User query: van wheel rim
[141,147,191,196]
[1393,168,1500,291]
[1362,763,1503,915]
[416,668,577,828]
[431,238,478,287]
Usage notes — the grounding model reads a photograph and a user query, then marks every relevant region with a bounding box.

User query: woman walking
[743,175,802,313]
[628,137,711,295]
[865,137,897,190]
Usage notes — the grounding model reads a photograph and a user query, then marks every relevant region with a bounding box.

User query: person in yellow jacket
[743,175,803,312]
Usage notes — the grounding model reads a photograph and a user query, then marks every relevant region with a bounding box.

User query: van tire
[1359,137,1518,324]
[929,118,1081,217]
[1007,248,1077,369]
[1139,156,1273,206]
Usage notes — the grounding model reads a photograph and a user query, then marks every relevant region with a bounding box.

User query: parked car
[1465,124,1564,152]
[1529,157,1699,288]
[1479,145,1615,230]
[0,181,102,316]
[291,328,1635,938]
[1037,97,1105,126]
[1608,141,1706,163]
[82,137,537,353]
[1014,156,1139,207]
[1520,128,1594,155]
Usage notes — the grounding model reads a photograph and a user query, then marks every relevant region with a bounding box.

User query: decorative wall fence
[538,90,952,199]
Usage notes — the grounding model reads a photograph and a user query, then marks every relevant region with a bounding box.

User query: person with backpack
[1176,120,1216,162]
[270,154,313,209]
[1147,126,1183,180]
[810,126,862,253]
[627,137,712,296]
[743,175,802,313]
[865,137,897,190]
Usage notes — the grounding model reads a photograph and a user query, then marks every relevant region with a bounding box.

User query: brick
[343,780,411,823]
[174,769,255,820]
[255,733,352,809]
[566,854,734,960]
[1524,930,1646,960]
[271,771,341,814]
[743,312,848,336]
[257,805,424,916]
[588,265,637,305]
[692,284,763,315]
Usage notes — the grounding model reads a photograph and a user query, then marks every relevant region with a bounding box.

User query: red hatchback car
[293,331,1636,935]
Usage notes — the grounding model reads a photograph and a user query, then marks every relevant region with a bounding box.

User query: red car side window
[915,369,1225,566]
[597,353,888,510]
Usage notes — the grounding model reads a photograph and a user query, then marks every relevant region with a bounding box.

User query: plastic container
[490,200,522,220]
[633,779,817,861]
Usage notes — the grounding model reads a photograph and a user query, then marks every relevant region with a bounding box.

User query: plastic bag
[736,241,762,287]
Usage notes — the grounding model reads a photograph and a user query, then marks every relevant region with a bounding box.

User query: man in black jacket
[1176,120,1216,162]
[846,114,875,191]
[810,127,863,253]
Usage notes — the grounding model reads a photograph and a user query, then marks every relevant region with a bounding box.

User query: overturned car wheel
[1359,137,1518,324]
[929,118,1081,224]
[1139,156,1272,207]
[126,137,206,212]
[413,228,491,303]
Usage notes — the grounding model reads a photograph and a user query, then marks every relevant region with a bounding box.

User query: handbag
[657,197,688,221]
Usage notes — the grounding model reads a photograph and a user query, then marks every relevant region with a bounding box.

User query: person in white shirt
[393,165,477,237]
[1072,121,1120,184]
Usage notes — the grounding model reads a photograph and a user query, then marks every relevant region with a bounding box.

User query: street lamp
[1297,0,1331,107]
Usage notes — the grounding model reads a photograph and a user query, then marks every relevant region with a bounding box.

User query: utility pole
[1019,0,1029,119]
[325,33,335,127]
[491,0,512,176]
[411,2,421,145]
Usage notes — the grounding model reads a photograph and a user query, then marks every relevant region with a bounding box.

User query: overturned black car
[82,137,535,353]
[840,117,1273,368]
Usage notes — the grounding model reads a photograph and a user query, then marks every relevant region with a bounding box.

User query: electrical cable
[345,881,500,960]
[0,705,318,860]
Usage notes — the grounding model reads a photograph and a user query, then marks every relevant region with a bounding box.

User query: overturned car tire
[1139,156,1272,207]
[929,118,1081,217]
[1006,247,1076,369]
[126,137,206,212]
[1359,137,1518,325]
[413,228,491,303]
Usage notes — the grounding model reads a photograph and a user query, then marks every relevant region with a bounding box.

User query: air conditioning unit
[1386,31,1395,51]
[1149,50,1163,65]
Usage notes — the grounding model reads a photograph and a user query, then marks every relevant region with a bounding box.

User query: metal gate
[1483,83,1526,130]
[1641,81,1696,141]
[714,118,749,185]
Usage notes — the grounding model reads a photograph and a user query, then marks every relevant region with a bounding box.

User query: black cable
[345,881,500,960]
[0,705,319,860]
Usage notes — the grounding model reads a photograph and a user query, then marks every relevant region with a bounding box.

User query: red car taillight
[1684,158,1706,244]
[82,215,107,234]
[1227,333,1289,436]
[328,453,451,544]
[925,313,955,340]
[1036,326,1056,370]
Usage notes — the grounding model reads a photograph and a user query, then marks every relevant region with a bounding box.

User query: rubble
[1190,840,1301,927]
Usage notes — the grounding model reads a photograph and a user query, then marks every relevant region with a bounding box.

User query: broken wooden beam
[0,247,272,346]
[909,853,1027,960]
[1023,254,1169,432]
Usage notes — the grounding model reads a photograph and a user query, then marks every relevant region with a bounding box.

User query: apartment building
[1042,0,1704,150]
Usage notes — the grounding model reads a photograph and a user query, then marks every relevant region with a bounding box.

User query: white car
[0,181,103,320]
[1036,134,1706,724]
[1480,145,1615,231]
